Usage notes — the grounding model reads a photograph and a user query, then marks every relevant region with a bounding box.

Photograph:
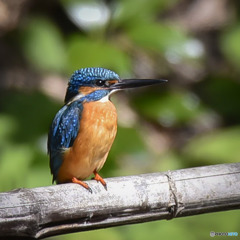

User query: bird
[48,67,167,192]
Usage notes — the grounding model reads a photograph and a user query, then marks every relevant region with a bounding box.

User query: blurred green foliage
[184,127,240,164]
[131,89,205,126]
[20,17,67,72]
[67,35,131,74]
[0,0,239,239]
[221,26,240,70]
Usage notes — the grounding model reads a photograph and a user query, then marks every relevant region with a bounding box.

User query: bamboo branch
[0,163,240,239]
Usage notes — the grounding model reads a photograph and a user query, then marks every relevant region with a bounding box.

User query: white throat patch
[98,89,119,103]
[98,95,109,102]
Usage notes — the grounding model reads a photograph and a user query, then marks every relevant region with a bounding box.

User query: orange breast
[57,100,117,183]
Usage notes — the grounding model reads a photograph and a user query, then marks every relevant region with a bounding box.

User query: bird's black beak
[110,79,167,90]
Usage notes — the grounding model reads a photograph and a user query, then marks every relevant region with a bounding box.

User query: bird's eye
[95,80,105,87]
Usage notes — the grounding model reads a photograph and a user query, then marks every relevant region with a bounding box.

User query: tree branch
[0,163,240,239]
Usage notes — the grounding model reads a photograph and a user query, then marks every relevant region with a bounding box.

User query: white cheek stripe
[66,93,85,105]
[98,95,109,102]
[98,89,120,102]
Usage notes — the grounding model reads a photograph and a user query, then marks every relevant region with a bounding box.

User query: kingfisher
[48,67,167,192]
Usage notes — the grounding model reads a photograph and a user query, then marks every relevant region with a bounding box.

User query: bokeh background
[0,0,239,239]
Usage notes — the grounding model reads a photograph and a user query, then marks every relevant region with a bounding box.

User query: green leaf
[25,167,52,188]
[0,145,33,191]
[132,90,204,127]
[110,126,147,156]
[221,25,240,70]
[67,35,131,75]
[113,0,178,26]
[184,127,240,164]
[127,22,187,53]
[0,90,62,143]
[21,17,67,72]
[0,115,17,144]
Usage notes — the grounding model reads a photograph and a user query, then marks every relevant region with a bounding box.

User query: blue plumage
[48,101,83,182]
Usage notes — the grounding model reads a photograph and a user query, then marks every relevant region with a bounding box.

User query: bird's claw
[72,177,92,193]
[93,171,107,191]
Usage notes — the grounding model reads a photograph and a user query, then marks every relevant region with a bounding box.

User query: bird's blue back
[48,101,83,182]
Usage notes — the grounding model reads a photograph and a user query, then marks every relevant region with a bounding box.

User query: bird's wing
[48,101,83,182]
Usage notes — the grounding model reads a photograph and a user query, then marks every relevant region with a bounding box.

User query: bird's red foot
[93,170,107,190]
[72,177,92,193]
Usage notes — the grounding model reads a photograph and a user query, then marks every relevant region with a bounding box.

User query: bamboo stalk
[0,163,240,239]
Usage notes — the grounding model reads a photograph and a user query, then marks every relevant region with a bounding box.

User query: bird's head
[65,67,167,104]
